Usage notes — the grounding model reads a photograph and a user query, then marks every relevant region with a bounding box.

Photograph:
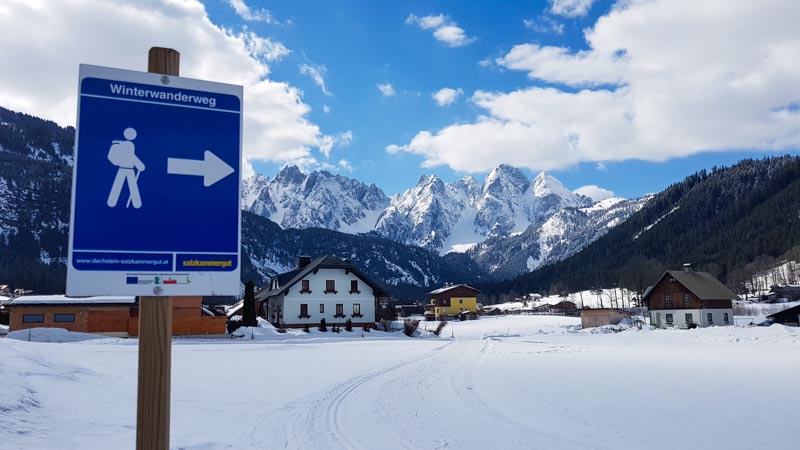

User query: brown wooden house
[643,269,738,329]
[8,295,226,337]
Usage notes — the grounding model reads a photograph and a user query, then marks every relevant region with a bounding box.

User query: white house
[254,256,387,328]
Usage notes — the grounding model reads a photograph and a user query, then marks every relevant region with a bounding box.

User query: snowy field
[1,316,799,450]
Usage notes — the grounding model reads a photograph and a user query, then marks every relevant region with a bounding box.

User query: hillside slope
[486,156,800,296]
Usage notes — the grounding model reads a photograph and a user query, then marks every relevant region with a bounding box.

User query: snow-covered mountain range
[242,165,389,233]
[242,164,648,277]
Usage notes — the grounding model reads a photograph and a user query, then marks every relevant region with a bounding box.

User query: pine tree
[242,280,257,327]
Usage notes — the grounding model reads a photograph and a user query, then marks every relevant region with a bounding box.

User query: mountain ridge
[243,163,645,277]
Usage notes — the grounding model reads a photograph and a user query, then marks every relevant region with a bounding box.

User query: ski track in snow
[251,340,453,449]
[251,337,602,450]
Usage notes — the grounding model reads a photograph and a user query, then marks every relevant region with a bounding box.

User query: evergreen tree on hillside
[242,280,257,327]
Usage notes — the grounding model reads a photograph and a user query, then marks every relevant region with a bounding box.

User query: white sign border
[66,64,243,297]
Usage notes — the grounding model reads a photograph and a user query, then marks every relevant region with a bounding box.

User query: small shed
[581,308,632,328]
[396,304,425,318]
[550,300,578,315]
[767,304,800,327]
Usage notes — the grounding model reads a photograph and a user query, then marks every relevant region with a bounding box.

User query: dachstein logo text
[109,83,217,108]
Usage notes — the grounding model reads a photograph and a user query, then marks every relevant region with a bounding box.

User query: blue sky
[1,0,798,200]
[205,0,799,198]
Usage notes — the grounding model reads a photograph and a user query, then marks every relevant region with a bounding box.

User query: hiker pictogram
[106,127,145,208]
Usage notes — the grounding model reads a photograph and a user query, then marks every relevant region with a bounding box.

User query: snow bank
[6,327,116,343]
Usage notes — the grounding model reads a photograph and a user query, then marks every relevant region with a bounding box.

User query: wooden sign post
[136,47,179,450]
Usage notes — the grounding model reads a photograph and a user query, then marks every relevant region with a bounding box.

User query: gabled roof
[645,271,740,301]
[255,256,388,301]
[767,304,800,318]
[428,284,481,295]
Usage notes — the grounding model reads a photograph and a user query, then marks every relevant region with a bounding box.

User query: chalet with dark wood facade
[643,269,738,329]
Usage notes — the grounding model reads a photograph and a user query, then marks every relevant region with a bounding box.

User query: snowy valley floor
[1,316,799,450]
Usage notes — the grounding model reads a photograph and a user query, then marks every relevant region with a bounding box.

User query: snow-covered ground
[1,316,798,450]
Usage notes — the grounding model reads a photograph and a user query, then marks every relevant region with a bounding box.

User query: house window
[707,313,713,324]
[353,303,362,317]
[665,313,674,324]
[664,294,672,306]
[300,280,311,293]
[350,280,360,294]
[299,304,310,318]
[320,303,325,313]
[684,294,691,304]
[22,314,45,323]
[685,313,693,323]
[325,280,337,294]
[723,313,730,323]
[335,304,344,317]
[54,314,75,323]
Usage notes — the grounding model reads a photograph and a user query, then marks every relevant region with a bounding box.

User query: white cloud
[323,105,331,113]
[318,131,353,159]
[497,43,626,86]
[389,0,800,173]
[523,17,565,35]
[0,0,336,170]
[574,185,614,202]
[228,0,273,23]
[406,13,448,30]
[406,14,476,47]
[596,162,607,171]
[299,63,332,96]
[548,0,596,18]
[243,32,290,62]
[432,87,464,106]
[377,83,396,97]
[338,159,354,172]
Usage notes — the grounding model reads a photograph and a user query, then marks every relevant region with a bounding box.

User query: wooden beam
[136,46,180,450]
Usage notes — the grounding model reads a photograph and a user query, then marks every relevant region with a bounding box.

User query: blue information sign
[67,65,242,296]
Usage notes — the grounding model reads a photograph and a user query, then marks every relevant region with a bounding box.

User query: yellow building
[427,284,480,319]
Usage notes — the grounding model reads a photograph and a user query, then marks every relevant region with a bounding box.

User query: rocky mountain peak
[274,165,305,185]
[483,165,530,197]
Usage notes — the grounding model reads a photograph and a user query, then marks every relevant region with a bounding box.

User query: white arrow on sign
[167,151,235,187]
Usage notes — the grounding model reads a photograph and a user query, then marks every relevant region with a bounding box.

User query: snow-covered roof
[10,295,137,306]
[428,284,480,295]
[225,301,243,317]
